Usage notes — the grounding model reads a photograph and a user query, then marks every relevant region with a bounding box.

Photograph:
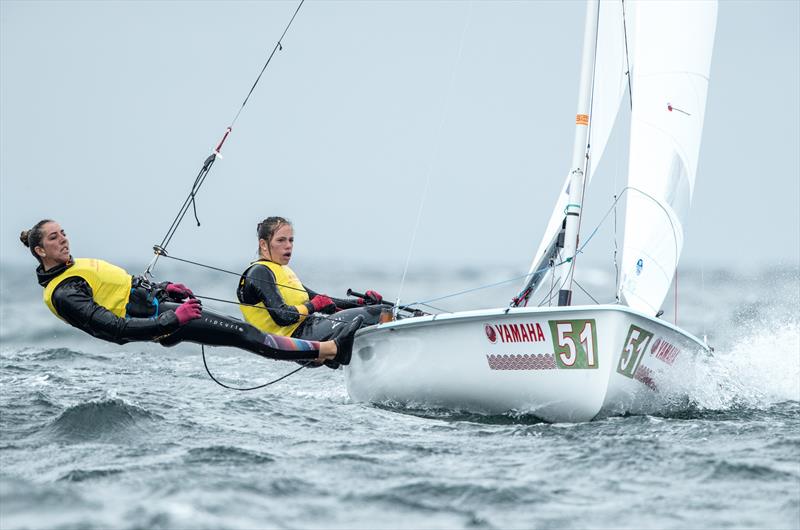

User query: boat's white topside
[360,303,708,350]
[346,303,712,421]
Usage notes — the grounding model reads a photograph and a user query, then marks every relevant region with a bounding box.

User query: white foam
[691,316,800,410]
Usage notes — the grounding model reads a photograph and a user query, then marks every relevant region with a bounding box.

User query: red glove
[166,283,194,300]
[309,294,336,314]
[357,290,383,305]
[174,298,202,325]
[365,290,383,304]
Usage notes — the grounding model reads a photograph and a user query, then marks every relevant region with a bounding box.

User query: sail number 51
[548,319,598,370]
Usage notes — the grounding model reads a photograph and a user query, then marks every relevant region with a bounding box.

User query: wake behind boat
[345,0,718,422]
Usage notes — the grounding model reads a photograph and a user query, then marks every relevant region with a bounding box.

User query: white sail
[521,0,628,306]
[619,0,718,315]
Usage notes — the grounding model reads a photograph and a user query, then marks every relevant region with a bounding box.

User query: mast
[559,0,600,306]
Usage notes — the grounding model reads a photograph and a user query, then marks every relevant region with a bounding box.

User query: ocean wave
[384,404,549,426]
[354,480,530,515]
[43,398,160,442]
[58,467,125,482]
[0,474,92,516]
[1,347,111,363]
[183,445,275,465]
[707,460,799,481]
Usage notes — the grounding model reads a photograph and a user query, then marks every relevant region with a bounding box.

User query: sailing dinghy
[345,0,718,422]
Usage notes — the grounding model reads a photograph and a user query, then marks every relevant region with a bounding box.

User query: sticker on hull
[617,324,654,378]
[486,354,556,371]
[547,319,598,369]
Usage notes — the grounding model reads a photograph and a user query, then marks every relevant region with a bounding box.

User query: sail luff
[517,0,628,306]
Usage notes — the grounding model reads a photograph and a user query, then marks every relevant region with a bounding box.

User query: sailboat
[344,0,719,422]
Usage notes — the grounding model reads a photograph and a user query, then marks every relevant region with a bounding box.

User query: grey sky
[2,0,798,278]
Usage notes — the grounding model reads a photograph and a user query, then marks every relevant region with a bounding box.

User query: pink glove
[309,294,336,314]
[174,298,202,325]
[166,283,194,300]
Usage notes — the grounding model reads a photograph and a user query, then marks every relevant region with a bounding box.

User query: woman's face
[36,221,71,268]
[262,223,294,266]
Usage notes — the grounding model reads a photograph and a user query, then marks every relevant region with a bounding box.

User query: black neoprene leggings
[158,303,321,361]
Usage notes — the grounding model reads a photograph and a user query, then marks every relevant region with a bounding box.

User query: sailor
[236,216,383,365]
[20,219,360,366]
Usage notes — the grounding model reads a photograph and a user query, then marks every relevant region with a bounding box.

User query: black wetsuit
[38,263,322,362]
[237,263,382,342]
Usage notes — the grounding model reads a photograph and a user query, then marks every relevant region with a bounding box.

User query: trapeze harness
[239,260,310,336]
[238,260,383,342]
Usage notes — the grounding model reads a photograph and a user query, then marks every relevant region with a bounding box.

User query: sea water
[1,262,798,529]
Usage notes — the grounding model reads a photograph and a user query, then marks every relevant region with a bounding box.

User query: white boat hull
[344,305,710,422]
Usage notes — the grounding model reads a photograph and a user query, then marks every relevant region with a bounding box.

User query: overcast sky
[2,0,798,278]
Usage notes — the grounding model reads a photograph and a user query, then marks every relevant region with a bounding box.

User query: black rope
[231,0,306,127]
[192,293,353,326]
[202,345,311,391]
[158,253,307,293]
[155,252,423,319]
[147,0,306,275]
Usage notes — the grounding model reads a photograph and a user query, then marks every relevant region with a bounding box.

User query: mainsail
[519,0,628,306]
[618,0,718,315]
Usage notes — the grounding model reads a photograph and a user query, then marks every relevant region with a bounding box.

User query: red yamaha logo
[485,324,497,343]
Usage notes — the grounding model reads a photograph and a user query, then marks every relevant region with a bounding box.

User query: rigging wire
[152,251,422,319]
[144,0,306,278]
[573,279,600,304]
[156,186,653,316]
[395,1,474,313]
[621,0,634,110]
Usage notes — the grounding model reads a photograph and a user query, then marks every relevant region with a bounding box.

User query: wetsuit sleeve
[239,265,310,326]
[305,287,360,310]
[51,278,181,345]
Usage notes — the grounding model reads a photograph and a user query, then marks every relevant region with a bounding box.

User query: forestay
[618,0,718,315]
[521,0,628,305]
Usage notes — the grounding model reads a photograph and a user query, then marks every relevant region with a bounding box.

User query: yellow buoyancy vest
[43,258,132,320]
[240,260,310,336]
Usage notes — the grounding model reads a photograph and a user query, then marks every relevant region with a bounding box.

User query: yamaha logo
[485,324,497,343]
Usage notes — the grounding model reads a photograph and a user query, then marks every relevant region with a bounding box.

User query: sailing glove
[166,283,194,300]
[175,298,202,325]
[308,294,336,314]
[357,290,383,305]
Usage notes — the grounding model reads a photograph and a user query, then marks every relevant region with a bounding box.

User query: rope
[202,345,310,391]
[145,0,306,277]
[621,0,633,110]
[150,252,414,322]
[407,186,679,311]
[395,1,474,309]
[156,253,307,293]
[153,197,675,321]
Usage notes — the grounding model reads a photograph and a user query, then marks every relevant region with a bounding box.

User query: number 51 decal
[616,325,654,378]
[548,319,598,369]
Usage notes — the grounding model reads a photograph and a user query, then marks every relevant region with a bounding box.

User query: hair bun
[19,230,31,248]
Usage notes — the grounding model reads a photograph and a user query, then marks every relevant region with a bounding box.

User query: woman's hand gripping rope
[175,298,202,326]
[166,283,194,301]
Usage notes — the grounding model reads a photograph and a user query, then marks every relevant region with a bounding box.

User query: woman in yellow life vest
[20,219,361,366]
[237,217,383,365]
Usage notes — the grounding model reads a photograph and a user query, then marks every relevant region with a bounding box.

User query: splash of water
[691,315,800,410]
